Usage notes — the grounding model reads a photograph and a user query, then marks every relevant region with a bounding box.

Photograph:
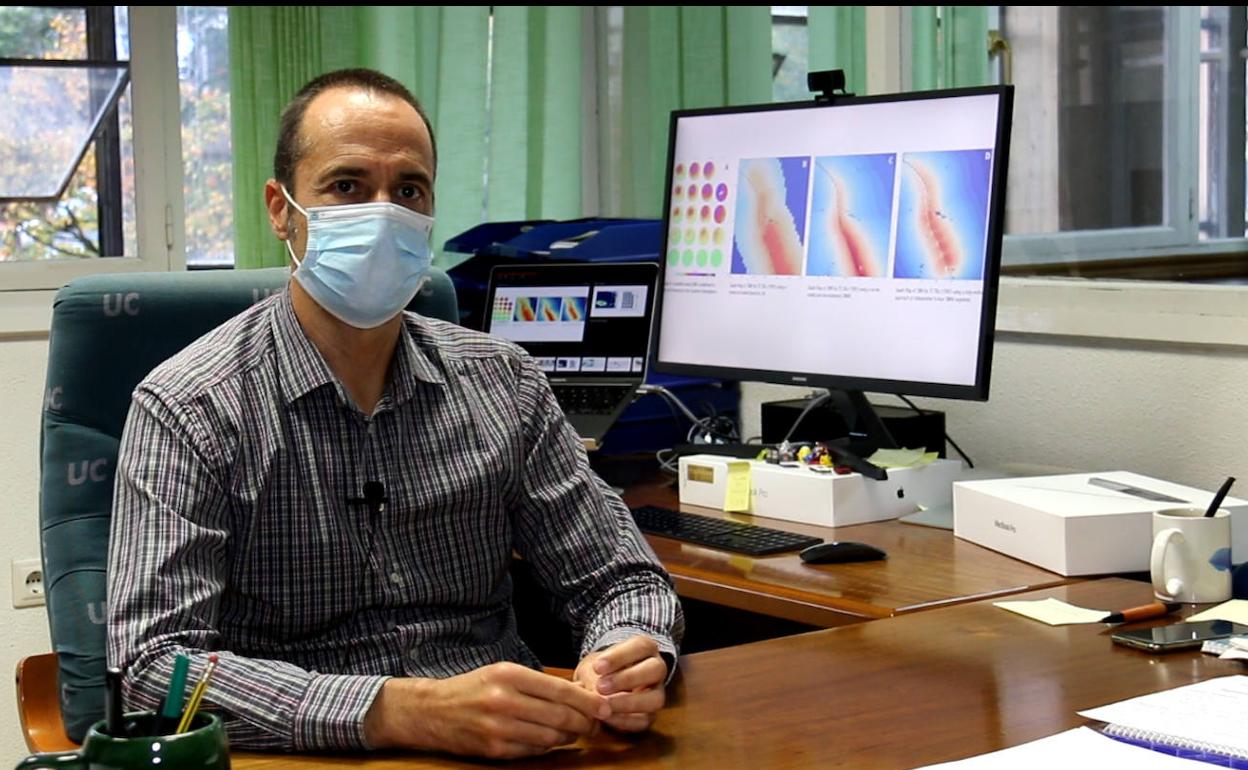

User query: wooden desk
[234,578,1241,769]
[621,474,1077,627]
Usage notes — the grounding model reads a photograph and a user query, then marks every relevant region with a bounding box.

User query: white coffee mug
[1150,508,1233,604]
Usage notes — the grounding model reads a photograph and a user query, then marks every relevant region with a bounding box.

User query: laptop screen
[484,262,659,380]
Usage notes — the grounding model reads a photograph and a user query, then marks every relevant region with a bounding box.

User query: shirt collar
[272,289,339,405]
[272,289,445,408]
[391,313,447,404]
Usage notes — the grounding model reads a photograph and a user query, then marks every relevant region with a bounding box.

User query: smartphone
[1111,620,1248,652]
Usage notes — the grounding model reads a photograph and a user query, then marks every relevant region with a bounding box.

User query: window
[988,6,1248,280]
[0,6,183,295]
[1,6,232,295]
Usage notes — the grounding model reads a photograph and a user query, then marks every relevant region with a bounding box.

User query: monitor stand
[898,502,955,530]
[818,389,900,458]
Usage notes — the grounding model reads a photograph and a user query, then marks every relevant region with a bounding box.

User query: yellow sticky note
[867,448,926,469]
[993,598,1109,626]
[866,448,940,469]
[724,461,751,512]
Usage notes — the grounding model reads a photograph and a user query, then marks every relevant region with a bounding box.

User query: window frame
[0,6,185,314]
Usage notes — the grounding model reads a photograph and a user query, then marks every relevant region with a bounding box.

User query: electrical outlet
[12,558,45,609]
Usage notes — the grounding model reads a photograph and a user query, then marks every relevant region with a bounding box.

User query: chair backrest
[39,267,458,741]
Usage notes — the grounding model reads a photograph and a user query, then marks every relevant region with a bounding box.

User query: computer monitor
[651,85,1013,451]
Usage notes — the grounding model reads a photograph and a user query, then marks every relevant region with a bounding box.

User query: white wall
[742,332,1248,492]
[0,336,52,762]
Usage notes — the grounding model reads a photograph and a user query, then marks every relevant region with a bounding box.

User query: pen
[175,653,219,734]
[159,654,191,735]
[105,666,124,737]
[1102,601,1182,624]
[1205,476,1236,518]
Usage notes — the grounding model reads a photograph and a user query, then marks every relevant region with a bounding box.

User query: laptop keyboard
[630,505,824,556]
[553,384,635,415]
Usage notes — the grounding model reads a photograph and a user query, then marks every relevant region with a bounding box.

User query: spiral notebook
[1079,676,1248,767]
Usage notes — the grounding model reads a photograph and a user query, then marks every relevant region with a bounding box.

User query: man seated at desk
[106,68,683,760]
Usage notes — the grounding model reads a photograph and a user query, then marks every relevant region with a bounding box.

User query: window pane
[772,7,809,103]
[177,6,233,267]
[1003,6,1169,235]
[115,6,130,59]
[114,6,136,257]
[1197,5,1245,240]
[0,64,129,199]
[0,6,86,59]
[0,8,135,263]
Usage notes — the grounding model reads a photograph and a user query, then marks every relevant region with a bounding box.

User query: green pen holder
[15,712,230,769]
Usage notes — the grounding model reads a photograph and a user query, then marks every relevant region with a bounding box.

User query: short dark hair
[273,68,437,192]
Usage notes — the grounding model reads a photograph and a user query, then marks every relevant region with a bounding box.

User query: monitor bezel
[650,84,1014,402]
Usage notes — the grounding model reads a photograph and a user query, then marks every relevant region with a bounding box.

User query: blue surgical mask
[282,186,435,329]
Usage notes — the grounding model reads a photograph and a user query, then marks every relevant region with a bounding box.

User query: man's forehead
[300,86,433,160]
[306,87,408,125]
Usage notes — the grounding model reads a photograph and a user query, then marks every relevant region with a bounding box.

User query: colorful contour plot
[807,153,896,278]
[894,149,992,280]
[731,157,809,276]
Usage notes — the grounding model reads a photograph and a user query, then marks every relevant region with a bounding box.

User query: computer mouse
[799,541,887,565]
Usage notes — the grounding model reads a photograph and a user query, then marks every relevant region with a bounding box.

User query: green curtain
[910,6,990,91]
[807,7,867,97]
[227,6,582,269]
[228,7,359,269]
[488,6,583,222]
[614,6,772,218]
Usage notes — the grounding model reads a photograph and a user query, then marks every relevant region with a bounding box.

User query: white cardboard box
[678,454,967,527]
[952,471,1248,576]
[676,455,740,510]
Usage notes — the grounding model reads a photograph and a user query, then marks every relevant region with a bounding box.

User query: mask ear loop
[281,185,310,266]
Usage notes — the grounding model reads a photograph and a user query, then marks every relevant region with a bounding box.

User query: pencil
[176,654,220,734]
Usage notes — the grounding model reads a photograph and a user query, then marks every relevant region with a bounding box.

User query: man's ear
[263,179,291,240]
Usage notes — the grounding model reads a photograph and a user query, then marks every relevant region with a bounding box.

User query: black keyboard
[553,385,633,415]
[630,505,823,556]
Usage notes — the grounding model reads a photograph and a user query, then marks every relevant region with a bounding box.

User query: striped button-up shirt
[107,288,682,751]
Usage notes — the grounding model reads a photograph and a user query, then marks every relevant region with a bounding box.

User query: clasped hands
[364,634,667,759]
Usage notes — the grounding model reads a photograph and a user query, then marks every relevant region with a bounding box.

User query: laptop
[482,261,659,450]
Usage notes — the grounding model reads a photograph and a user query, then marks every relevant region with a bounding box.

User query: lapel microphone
[348,481,388,540]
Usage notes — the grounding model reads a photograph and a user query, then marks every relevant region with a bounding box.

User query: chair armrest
[15,653,77,753]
